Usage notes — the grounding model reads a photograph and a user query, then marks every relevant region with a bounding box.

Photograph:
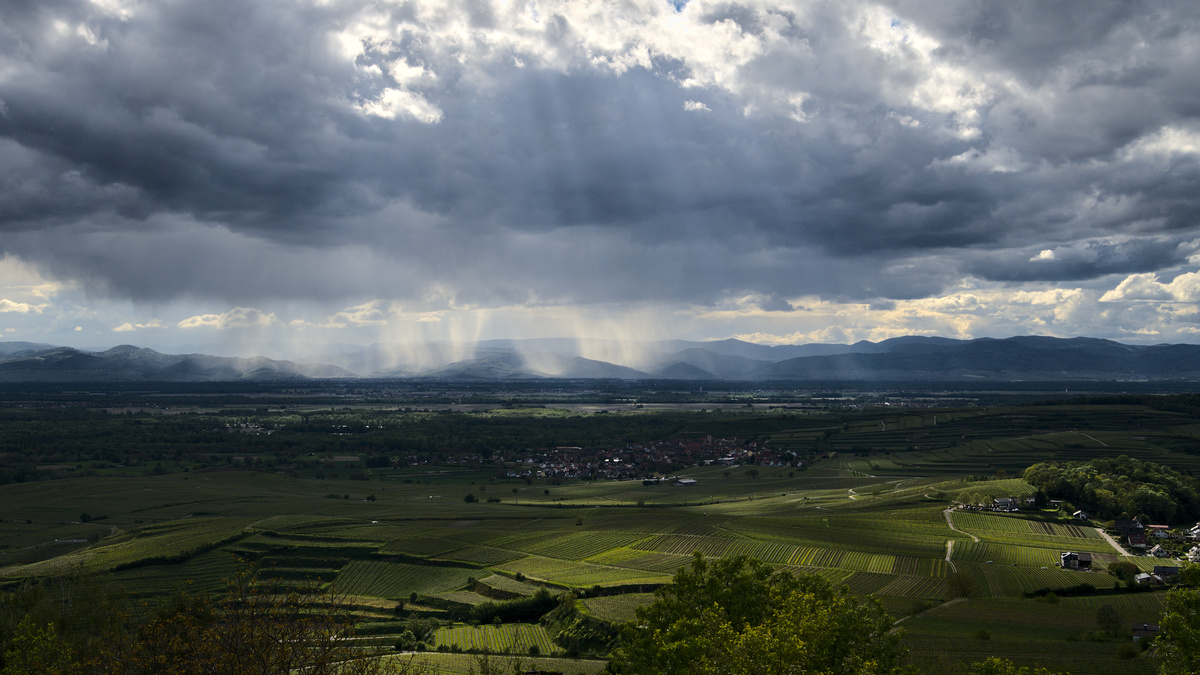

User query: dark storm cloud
[1,0,1199,308]
[968,238,1193,283]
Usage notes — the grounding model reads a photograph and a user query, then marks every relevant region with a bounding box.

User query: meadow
[3,395,1199,672]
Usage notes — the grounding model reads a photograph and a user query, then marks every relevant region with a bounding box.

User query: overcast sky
[2,0,1200,355]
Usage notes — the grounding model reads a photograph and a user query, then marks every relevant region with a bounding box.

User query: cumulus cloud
[178,307,278,330]
[1101,271,1200,303]
[0,299,48,313]
[112,319,163,332]
[324,300,391,328]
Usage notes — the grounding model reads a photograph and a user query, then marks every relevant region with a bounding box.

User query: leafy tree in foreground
[1157,581,1200,675]
[1,616,75,675]
[604,553,909,675]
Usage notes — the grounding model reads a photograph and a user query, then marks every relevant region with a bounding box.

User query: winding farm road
[942,507,979,573]
[1097,527,1132,556]
[943,507,979,542]
[1077,432,1109,447]
[891,597,968,629]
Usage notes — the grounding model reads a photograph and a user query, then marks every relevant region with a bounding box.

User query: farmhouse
[1128,533,1148,549]
[1150,544,1171,558]
[1148,524,1170,538]
[1072,510,1089,520]
[1187,545,1200,563]
[1060,551,1092,570]
[1115,518,1144,538]
[992,497,1018,512]
[1154,566,1181,583]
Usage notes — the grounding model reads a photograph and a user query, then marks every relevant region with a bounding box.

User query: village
[493,436,801,481]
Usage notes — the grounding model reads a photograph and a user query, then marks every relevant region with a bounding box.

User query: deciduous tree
[1157,583,1200,675]
[605,553,908,675]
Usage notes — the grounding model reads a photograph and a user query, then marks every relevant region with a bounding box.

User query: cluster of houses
[489,436,786,481]
[1058,549,1181,585]
[1113,517,1181,553]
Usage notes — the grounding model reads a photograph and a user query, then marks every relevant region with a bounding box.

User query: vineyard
[432,623,558,655]
[335,560,477,598]
[3,398,1195,674]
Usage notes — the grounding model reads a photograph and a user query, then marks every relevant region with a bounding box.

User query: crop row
[842,571,894,595]
[876,575,948,598]
[380,537,462,557]
[957,562,1089,597]
[633,534,732,558]
[581,593,655,623]
[437,546,525,566]
[838,551,896,574]
[481,531,564,553]
[617,553,692,573]
[630,534,913,574]
[335,560,476,599]
[478,574,542,596]
[518,531,649,560]
[395,653,607,675]
[48,518,254,576]
[495,556,670,588]
[432,623,558,655]
[892,556,949,577]
[952,542,1060,567]
[112,548,241,598]
[952,512,1100,541]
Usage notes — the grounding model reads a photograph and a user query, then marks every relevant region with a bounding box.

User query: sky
[2,0,1200,357]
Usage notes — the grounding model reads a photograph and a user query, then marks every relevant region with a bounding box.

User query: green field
[3,399,1197,672]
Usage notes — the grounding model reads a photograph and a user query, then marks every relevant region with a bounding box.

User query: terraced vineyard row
[495,556,670,587]
[957,562,1093,597]
[397,653,607,675]
[877,575,947,598]
[581,593,655,623]
[952,512,1101,540]
[111,548,241,598]
[380,537,463,557]
[953,542,1062,567]
[518,531,649,560]
[6,517,254,578]
[432,623,558,655]
[335,560,477,598]
[437,546,525,566]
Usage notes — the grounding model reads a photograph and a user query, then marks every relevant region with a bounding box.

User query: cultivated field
[3,399,1196,672]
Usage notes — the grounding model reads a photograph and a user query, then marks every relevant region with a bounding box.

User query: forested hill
[4,336,1200,382]
[1024,456,1200,524]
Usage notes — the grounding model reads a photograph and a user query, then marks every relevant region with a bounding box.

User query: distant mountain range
[1,336,1199,382]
